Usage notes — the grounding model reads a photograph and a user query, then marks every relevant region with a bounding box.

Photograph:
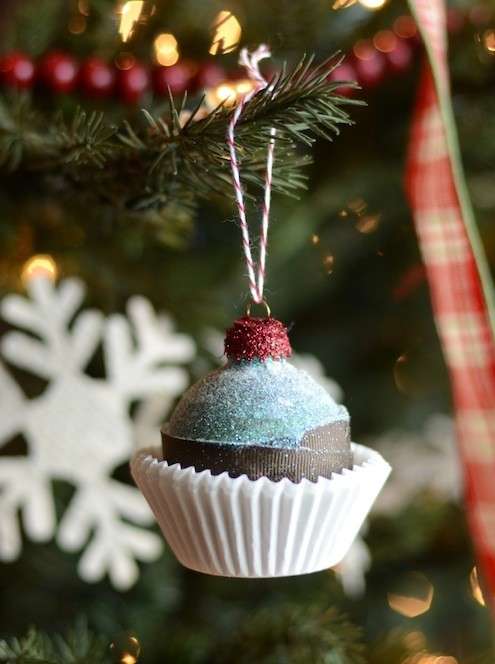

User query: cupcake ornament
[131,46,390,578]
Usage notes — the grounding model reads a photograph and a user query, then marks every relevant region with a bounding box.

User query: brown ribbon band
[161,421,352,483]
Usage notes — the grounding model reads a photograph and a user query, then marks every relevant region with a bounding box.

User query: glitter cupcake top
[167,359,349,448]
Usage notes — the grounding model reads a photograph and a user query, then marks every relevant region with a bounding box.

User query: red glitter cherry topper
[224,316,292,362]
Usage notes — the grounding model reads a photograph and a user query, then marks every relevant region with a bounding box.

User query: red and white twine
[227,45,276,305]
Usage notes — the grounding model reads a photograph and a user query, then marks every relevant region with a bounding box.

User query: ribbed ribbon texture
[406,0,495,611]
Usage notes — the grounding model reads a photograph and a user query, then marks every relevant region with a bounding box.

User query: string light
[206,78,256,107]
[394,352,415,393]
[68,15,87,34]
[353,39,376,61]
[482,29,495,53]
[356,214,380,233]
[394,15,417,39]
[470,566,486,606]
[110,634,140,664]
[358,0,387,9]
[209,10,242,55]
[21,255,58,285]
[387,572,434,618]
[115,52,136,70]
[323,254,335,274]
[120,655,137,664]
[373,30,397,53]
[154,33,179,66]
[331,0,357,8]
[78,0,90,15]
[403,631,427,650]
[402,656,458,664]
[118,1,144,42]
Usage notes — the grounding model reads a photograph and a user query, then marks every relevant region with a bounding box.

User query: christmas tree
[1,0,494,662]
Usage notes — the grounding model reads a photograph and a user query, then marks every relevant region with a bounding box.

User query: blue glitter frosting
[167,359,349,449]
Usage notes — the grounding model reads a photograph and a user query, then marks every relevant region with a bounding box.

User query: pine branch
[0,55,362,222]
[214,604,366,664]
[0,620,110,664]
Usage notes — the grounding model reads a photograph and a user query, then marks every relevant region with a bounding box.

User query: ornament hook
[245,299,271,318]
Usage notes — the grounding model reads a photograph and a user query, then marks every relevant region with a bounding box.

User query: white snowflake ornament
[0,276,195,590]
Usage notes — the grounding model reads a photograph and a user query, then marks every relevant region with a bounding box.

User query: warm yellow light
[332,0,357,8]
[353,39,375,61]
[206,77,256,109]
[403,631,427,651]
[483,29,495,53]
[68,15,87,34]
[402,657,458,664]
[388,572,434,618]
[209,10,242,55]
[311,234,320,245]
[358,0,387,9]
[373,30,397,53]
[356,214,380,234]
[470,566,486,606]
[154,33,179,66]
[234,78,256,95]
[120,655,137,664]
[217,83,237,101]
[323,254,335,274]
[119,1,144,42]
[21,255,58,284]
[394,15,417,39]
[115,51,136,70]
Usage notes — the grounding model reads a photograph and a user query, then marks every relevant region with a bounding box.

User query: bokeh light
[356,214,380,234]
[402,656,458,664]
[394,15,417,39]
[206,79,256,107]
[331,0,357,9]
[154,33,179,66]
[21,255,58,285]
[110,634,140,664]
[68,15,87,34]
[114,52,136,70]
[482,29,495,54]
[388,572,434,618]
[209,11,242,55]
[374,30,397,53]
[469,566,486,606]
[403,631,427,650]
[358,0,387,10]
[323,254,335,274]
[353,39,376,60]
[118,1,144,42]
[78,0,89,15]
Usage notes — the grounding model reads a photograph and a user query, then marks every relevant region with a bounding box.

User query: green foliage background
[0,0,494,662]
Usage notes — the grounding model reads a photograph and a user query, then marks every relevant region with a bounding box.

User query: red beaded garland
[117,61,150,103]
[38,51,79,93]
[0,51,35,88]
[224,316,292,362]
[386,38,415,74]
[79,57,115,98]
[153,60,197,96]
[194,61,225,90]
[353,50,386,88]
[328,61,357,96]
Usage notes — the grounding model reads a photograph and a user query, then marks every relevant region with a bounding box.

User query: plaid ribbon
[406,0,495,609]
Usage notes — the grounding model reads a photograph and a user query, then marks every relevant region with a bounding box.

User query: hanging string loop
[227,45,276,310]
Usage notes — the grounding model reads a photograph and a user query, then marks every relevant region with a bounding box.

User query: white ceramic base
[131,443,391,578]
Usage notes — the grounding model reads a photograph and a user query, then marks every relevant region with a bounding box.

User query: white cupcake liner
[131,443,391,578]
